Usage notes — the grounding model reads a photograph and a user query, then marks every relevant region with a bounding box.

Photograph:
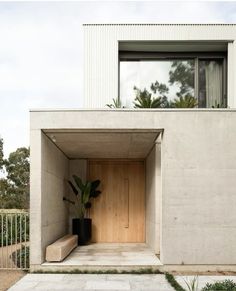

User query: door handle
[124,178,129,228]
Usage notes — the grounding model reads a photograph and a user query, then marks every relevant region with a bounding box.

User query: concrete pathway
[8,273,236,291]
[8,274,173,291]
[0,270,25,291]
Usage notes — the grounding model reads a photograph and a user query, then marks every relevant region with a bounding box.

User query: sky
[1,1,236,157]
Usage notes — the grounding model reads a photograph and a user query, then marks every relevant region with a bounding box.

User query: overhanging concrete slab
[43,130,160,159]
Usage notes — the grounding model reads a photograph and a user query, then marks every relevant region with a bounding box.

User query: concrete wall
[68,159,87,233]
[145,144,161,254]
[30,130,69,266]
[84,24,236,108]
[31,109,236,265]
[30,129,43,265]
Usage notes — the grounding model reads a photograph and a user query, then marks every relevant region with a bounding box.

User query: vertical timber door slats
[88,160,145,243]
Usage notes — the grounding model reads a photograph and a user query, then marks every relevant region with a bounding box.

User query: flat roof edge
[29,108,236,112]
[83,23,236,26]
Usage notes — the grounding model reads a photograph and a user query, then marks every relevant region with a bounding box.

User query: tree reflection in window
[119,58,224,108]
[131,60,197,108]
[120,60,197,108]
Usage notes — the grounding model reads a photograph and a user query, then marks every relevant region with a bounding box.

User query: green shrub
[0,214,29,247]
[202,279,236,291]
[11,245,29,269]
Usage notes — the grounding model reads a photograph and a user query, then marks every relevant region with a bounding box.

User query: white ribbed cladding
[83,24,236,108]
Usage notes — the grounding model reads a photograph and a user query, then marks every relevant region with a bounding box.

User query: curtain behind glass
[199,60,223,108]
[205,61,223,107]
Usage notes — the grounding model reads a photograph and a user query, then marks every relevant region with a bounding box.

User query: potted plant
[63,175,101,245]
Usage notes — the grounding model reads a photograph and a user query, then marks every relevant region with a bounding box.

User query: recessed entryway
[39,129,162,268]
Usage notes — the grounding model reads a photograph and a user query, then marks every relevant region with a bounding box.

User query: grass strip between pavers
[32,268,163,275]
[165,272,187,291]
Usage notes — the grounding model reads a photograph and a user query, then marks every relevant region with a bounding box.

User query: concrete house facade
[30,24,236,272]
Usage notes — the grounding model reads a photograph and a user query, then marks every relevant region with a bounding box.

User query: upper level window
[119,53,226,108]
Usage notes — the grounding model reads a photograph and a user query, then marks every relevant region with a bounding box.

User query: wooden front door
[88,160,145,243]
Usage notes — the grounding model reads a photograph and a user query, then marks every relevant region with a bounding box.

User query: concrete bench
[46,234,78,262]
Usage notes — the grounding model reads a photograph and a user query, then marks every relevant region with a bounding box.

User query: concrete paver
[85,280,130,290]
[8,274,173,291]
[8,273,236,291]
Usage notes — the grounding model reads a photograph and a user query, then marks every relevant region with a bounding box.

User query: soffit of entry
[44,131,160,159]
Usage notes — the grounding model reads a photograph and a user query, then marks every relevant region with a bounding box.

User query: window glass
[198,59,224,108]
[120,60,195,108]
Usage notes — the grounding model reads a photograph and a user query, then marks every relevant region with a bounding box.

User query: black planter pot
[72,218,92,245]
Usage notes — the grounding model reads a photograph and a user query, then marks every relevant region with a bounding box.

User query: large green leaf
[90,180,101,198]
[65,175,102,218]
[90,190,101,198]
[133,87,168,108]
[91,179,100,190]
[73,175,85,192]
[172,94,198,108]
[68,181,78,195]
[82,182,91,204]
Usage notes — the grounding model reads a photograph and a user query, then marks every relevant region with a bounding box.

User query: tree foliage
[172,94,198,108]
[133,82,170,108]
[132,60,196,109]
[5,147,29,189]
[0,140,29,209]
[169,60,195,98]
[0,138,4,170]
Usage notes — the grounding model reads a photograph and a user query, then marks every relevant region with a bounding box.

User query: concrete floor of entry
[42,243,162,266]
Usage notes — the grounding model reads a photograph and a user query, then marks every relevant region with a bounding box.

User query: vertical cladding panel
[227,42,234,108]
[232,43,236,108]
[84,24,236,108]
[84,26,118,108]
[115,24,236,41]
[83,25,88,107]
[228,42,236,108]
